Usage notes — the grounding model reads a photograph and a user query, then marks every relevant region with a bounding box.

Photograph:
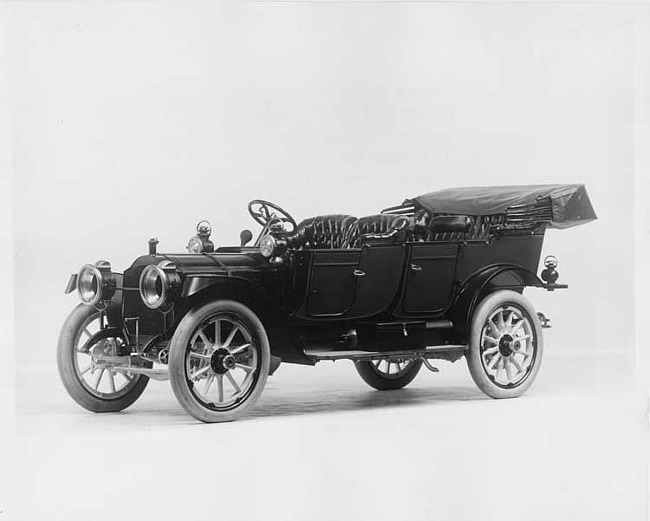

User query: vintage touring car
[58,184,596,422]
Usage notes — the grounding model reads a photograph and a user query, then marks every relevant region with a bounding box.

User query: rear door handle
[353,269,366,277]
[410,264,422,271]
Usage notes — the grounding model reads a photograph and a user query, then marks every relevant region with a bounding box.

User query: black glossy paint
[113,226,551,364]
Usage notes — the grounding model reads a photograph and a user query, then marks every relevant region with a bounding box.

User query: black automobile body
[58,184,597,422]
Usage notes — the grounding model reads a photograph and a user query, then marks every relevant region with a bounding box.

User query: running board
[305,345,467,362]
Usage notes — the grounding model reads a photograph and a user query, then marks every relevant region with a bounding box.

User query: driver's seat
[285,215,358,249]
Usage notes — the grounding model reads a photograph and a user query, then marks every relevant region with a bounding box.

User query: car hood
[159,251,270,275]
[123,251,271,287]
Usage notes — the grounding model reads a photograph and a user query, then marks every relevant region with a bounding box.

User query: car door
[345,244,405,318]
[299,244,406,319]
[402,243,459,314]
[306,250,361,317]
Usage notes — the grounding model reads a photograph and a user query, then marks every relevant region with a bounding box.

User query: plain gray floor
[4,349,647,521]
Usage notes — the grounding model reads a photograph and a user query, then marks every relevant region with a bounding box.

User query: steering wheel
[247,200,297,233]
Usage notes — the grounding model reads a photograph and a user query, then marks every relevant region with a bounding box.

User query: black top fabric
[408,184,597,230]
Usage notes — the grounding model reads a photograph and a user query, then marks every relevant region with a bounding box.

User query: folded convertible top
[403,184,597,230]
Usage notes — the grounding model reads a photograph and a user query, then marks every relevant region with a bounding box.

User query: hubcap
[498,334,514,356]
[210,348,237,374]
[479,305,536,388]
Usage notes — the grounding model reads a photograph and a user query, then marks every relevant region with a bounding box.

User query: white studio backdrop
[11,2,637,381]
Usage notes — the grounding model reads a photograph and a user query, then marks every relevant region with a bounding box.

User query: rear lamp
[139,260,181,311]
[541,255,559,285]
[76,261,116,308]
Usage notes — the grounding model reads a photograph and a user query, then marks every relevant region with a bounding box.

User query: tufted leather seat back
[465,214,506,241]
[413,211,505,242]
[285,214,358,249]
[345,214,411,248]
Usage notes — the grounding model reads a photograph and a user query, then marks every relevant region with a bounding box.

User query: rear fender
[449,264,543,338]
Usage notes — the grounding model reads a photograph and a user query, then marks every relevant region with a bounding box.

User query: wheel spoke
[226,372,241,394]
[190,365,211,380]
[93,369,105,390]
[519,350,533,360]
[214,320,222,348]
[204,375,215,395]
[235,363,253,374]
[487,354,501,371]
[483,346,499,356]
[511,320,525,334]
[198,331,212,351]
[510,357,524,373]
[505,310,514,330]
[189,352,211,361]
[496,310,505,333]
[484,335,499,345]
[107,370,116,392]
[222,326,240,349]
[504,359,513,382]
[216,374,224,402]
[515,334,531,342]
[229,343,251,356]
[80,365,93,376]
[487,320,500,337]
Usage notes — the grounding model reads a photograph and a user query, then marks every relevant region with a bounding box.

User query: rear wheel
[168,300,270,423]
[466,290,543,399]
[57,304,149,413]
[355,358,423,390]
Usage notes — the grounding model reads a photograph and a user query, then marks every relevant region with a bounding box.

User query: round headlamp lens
[77,265,102,306]
[187,236,203,254]
[140,265,167,309]
[259,235,276,258]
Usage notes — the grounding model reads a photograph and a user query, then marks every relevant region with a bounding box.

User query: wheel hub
[210,348,236,375]
[91,339,116,362]
[498,334,521,357]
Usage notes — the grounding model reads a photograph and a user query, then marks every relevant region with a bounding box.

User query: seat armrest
[429,215,471,233]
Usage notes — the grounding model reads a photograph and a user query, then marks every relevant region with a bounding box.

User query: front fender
[178,275,313,366]
[449,264,543,337]
[181,276,225,299]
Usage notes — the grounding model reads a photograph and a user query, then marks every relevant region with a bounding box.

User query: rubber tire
[168,300,270,423]
[466,290,544,399]
[354,359,423,390]
[57,303,149,413]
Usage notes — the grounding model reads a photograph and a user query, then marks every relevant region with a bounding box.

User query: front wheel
[466,290,544,399]
[355,358,423,390]
[168,300,270,423]
[57,304,149,413]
